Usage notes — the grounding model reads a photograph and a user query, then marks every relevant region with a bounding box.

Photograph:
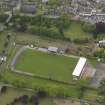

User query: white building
[99,40,105,44]
[72,57,87,80]
[48,46,58,53]
[38,48,48,52]
[42,0,49,3]
[99,40,105,47]
[0,56,7,62]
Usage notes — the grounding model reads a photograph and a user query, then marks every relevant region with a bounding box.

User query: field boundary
[11,45,79,85]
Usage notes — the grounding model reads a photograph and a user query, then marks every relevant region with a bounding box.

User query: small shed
[0,24,4,32]
[21,3,36,14]
[48,46,58,53]
[0,56,7,62]
[42,0,49,3]
[99,40,105,47]
[38,48,48,52]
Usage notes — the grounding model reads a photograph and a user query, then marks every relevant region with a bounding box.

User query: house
[99,40,105,47]
[0,24,5,32]
[79,8,105,23]
[0,56,7,62]
[42,0,49,3]
[72,57,87,80]
[38,48,48,52]
[21,3,36,14]
[48,46,58,53]
[0,0,18,11]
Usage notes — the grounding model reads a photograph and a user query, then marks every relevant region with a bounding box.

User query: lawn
[2,71,99,100]
[15,49,78,83]
[3,71,80,97]
[40,98,55,105]
[64,21,92,40]
[0,87,32,105]
[0,86,55,105]
[0,32,7,53]
[83,89,98,102]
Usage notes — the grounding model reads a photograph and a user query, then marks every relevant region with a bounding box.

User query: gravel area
[90,63,105,88]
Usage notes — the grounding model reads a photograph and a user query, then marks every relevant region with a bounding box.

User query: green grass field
[3,71,80,97]
[64,21,92,40]
[83,89,98,101]
[0,86,55,105]
[0,87,32,105]
[15,49,78,83]
[40,98,55,105]
[0,32,7,53]
[3,71,99,100]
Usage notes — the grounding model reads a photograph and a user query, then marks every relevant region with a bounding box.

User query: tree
[48,0,60,7]
[0,14,8,23]
[16,23,27,32]
[97,79,105,104]
[1,86,7,93]
[19,95,29,104]
[4,42,8,48]
[28,26,62,39]
[82,22,96,33]
[7,34,11,41]
[37,90,47,98]
[2,50,6,55]
[78,86,86,99]
[94,48,105,61]
[76,79,89,99]
[57,14,71,29]
[30,95,39,105]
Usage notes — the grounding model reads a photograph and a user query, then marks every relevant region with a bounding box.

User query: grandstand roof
[72,57,87,77]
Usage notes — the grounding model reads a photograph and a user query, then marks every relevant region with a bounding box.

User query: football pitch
[15,49,78,83]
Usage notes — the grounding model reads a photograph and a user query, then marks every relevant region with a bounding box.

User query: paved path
[11,46,27,67]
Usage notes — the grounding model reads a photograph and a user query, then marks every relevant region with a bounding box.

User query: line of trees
[11,15,105,41]
[93,48,105,62]
[82,22,105,39]
[0,14,8,23]
[11,14,71,40]
[8,90,48,105]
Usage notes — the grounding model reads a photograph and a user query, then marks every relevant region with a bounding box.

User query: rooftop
[72,57,87,77]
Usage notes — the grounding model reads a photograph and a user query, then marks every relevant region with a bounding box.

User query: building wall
[73,62,87,80]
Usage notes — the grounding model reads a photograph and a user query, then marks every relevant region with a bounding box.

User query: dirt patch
[54,99,80,105]
[82,63,96,78]
[90,63,105,88]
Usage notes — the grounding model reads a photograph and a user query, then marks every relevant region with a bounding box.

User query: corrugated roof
[72,57,87,77]
[99,40,105,43]
[48,46,58,52]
